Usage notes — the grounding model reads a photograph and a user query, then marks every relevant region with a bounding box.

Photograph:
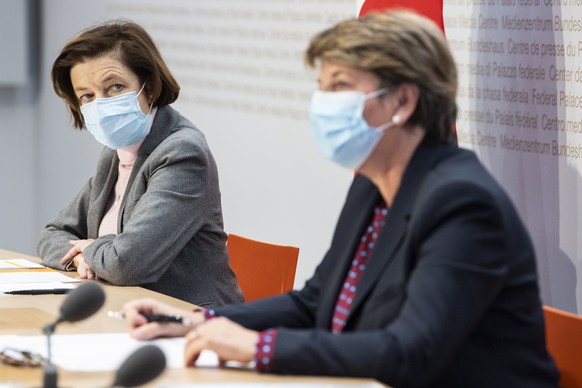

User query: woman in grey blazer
[37,20,243,307]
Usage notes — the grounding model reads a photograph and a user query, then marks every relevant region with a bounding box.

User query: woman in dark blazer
[122,11,558,387]
[37,20,243,307]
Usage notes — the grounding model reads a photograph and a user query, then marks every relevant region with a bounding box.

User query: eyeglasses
[0,347,46,367]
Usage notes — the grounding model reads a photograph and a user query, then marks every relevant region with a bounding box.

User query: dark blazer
[217,141,559,387]
[38,105,243,307]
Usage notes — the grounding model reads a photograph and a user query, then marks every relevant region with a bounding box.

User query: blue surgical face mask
[81,84,153,149]
[309,89,396,170]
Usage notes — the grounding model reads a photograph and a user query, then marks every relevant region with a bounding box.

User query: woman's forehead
[318,60,378,85]
[71,54,136,87]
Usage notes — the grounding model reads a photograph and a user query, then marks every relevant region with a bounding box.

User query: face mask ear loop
[136,83,146,97]
[365,88,395,133]
[365,88,388,100]
[137,84,154,115]
[375,115,401,133]
[375,120,395,133]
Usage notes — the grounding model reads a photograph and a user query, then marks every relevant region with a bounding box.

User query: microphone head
[112,345,166,387]
[59,281,105,323]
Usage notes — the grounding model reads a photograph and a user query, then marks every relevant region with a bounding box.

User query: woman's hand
[122,298,205,340]
[60,239,98,279]
[184,317,259,367]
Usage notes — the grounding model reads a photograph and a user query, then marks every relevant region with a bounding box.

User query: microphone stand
[38,282,106,388]
[43,321,60,388]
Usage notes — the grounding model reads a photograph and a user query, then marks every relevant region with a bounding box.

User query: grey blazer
[38,105,243,307]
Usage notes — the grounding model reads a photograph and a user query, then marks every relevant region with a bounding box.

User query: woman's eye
[332,82,351,91]
[105,84,125,97]
[78,94,93,104]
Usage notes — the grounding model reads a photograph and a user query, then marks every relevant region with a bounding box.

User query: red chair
[543,305,582,388]
[226,234,299,302]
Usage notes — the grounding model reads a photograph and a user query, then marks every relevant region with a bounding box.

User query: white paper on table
[0,333,247,372]
[0,259,45,269]
[0,334,384,387]
[0,282,77,293]
[0,272,78,284]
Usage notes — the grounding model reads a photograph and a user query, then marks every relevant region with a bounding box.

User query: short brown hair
[52,20,180,129]
[305,10,457,143]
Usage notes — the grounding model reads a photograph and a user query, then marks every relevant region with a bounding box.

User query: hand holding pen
[117,298,205,340]
[108,310,192,326]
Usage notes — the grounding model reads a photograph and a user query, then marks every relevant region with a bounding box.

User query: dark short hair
[305,10,457,143]
[52,20,180,129]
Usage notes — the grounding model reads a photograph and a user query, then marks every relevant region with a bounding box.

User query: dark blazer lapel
[347,141,452,319]
[318,175,381,326]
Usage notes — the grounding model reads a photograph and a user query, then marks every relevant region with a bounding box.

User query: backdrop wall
[444,1,582,312]
[1,1,581,311]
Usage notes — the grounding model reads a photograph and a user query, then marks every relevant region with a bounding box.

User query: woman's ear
[392,83,420,125]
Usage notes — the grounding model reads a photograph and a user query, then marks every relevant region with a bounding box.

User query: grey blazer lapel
[87,150,118,238]
[348,141,452,320]
[118,106,180,229]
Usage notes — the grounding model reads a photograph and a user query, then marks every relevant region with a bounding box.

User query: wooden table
[0,249,384,387]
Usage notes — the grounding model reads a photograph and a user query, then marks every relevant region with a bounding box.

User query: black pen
[107,310,192,326]
[4,288,72,295]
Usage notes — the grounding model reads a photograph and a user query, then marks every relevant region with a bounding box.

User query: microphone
[54,280,107,325]
[112,345,166,387]
[42,281,106,388]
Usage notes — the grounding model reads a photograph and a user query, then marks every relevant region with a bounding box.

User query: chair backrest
[226,234,299,303]
[543,305,582,388]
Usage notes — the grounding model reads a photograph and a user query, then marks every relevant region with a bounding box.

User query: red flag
[358,0,444,31]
